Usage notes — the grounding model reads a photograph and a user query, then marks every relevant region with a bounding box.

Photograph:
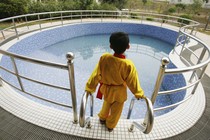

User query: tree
[74,0,95,10]
[142,0,147,6]
[126,0,140,10]
[168,7,176,14]
[175,4,186,14]
[0,0,29,19]
[100,0,127,9]
[187,0,202,16]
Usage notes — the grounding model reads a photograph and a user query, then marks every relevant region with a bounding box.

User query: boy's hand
[85,90,92,94]
[135,94,146,100]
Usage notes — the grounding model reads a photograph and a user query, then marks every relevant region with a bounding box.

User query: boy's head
[109,32,130,54]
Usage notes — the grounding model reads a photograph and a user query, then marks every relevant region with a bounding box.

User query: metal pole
[90,94,94,117]
[61,12,63,25]
[12,18,19,39]
[189,48,206,82]
[66,52,78,124]
[25,16,29,29]
[180,35,188,56]
[191,64,208,95]
[38,14,41,30]
[10,57,25,92]
[151,57,170,104]
[204,16,210,31]
[100,11,103,22]
[190,26,195,35]
[81,12,82,23]
[1,31,5,39]
[127,97,136,119]
[0,77,2,86]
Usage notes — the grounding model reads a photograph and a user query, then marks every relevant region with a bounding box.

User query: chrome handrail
[0,49,78,123]
[127,96,154,134]
[79,91,94,128]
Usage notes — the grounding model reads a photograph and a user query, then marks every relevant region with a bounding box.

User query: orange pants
[98,100,124,129]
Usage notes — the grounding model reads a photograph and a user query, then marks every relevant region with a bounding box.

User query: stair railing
[127,96,154,134]
[79,91,94,128]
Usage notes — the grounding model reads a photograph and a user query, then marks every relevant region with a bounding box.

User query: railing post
[151,57,169,104]
[172,31,181,54]
[10,57,25,92]
[1,31,5,39]
[66,52,78,124]
[141,15,143,24]
[127,97,136,119]
[61,12,63,25]
[81,11,82,23]
[120,11,123,22]
[101,11,103,22]
[12,18,19,39]
[191,64,208,95]
[50,13,52,24]
[190,26,195,35]
[0,77,2,86]
[38,14,41,30]
[180,35,189,56]
[189,48,207,82]
[204,16,210,31]
[25,16,29,29]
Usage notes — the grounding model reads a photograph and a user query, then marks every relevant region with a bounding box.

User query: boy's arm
[85,63,101,93]
[125,63,145,99]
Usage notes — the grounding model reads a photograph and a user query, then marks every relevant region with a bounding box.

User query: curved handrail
[127,96,154,134]
[79,91,94,128]
[0,50,68,69]
[0,49,78,123]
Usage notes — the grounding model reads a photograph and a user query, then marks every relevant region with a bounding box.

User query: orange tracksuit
[85,53,144,129]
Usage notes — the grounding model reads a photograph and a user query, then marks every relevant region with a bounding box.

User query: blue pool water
[0,23,186,119]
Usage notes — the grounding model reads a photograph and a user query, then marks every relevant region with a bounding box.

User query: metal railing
[0,10,210,132]
[79,91,94,128]
[0,50,78,123]
[0,10,199,44]
[127,97,154,134]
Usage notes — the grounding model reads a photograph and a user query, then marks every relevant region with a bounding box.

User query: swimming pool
[0,23,186,118]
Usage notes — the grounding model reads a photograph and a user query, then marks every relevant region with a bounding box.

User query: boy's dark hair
[109,32,129,54]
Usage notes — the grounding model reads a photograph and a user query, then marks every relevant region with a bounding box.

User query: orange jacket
[85,53,144,103]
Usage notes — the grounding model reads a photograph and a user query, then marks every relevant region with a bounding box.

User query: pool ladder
[79,91,154,134]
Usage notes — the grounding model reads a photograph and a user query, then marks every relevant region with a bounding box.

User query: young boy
[85,32,145,132]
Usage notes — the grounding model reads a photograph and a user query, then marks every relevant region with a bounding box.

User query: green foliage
[146,17,154,21]
[168,7,176,14]
[74,0,95,10]
[177,15,192,25]
[0,0,28,19]
[60,1,77,10]
[142,0,147,5]
[175,3,186,14]
[175,4,186,10]
[101,0,127,10]
[126,0,140,10]
[188,0,202,15]
[98,3,116,10]
[28,1,62,13]
[130,13,138,19]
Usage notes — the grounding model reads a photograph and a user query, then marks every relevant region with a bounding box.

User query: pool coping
[0,21,206,139]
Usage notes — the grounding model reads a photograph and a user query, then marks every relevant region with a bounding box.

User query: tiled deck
[0,73,209,140]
